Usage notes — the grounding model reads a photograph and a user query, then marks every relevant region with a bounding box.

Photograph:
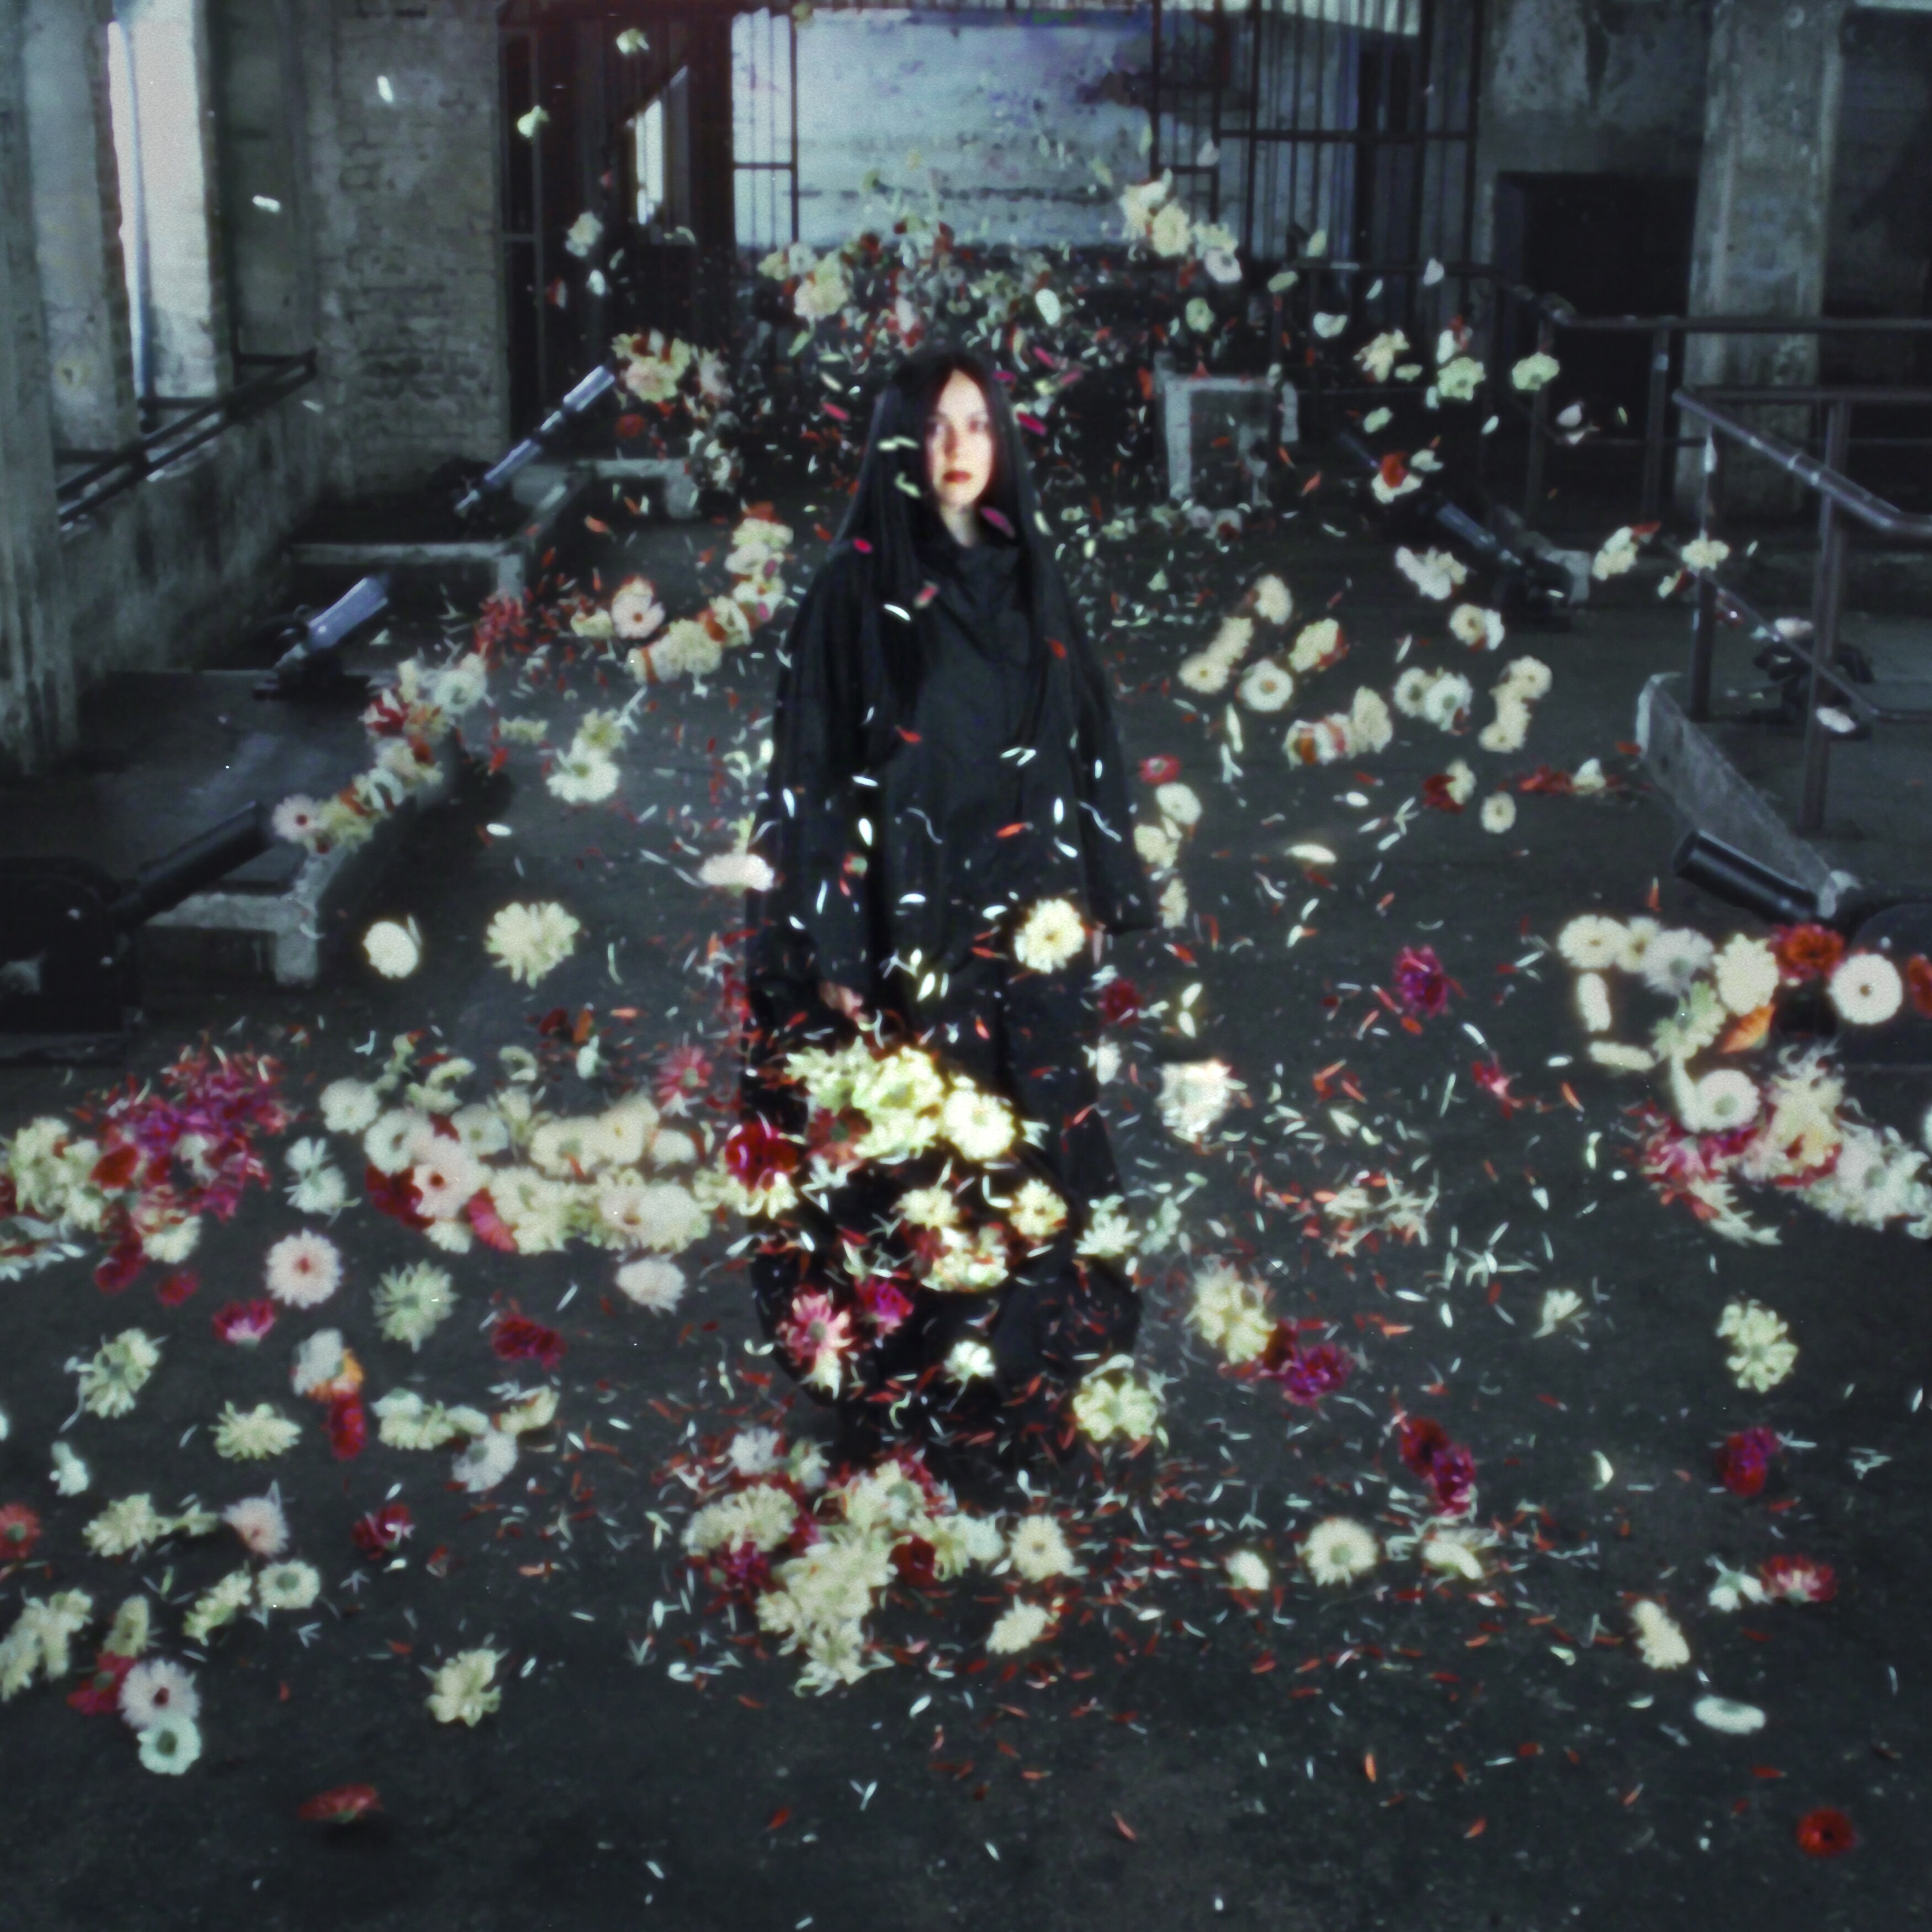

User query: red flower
[1906,954,1932,1018]
[212,1298,278,1346]
[92,1236,146,1297]
[0,1504,42,1560]
[351,1501,414,1559]
[804,1107,868,1171]
[1760,1554,1837,1604]
[854,1272,913,1335]
[1421,772,1467,814]
[1715,1427,1780,1498]
[365,1163,431,1230]
[157,1269,199,1308]
[491,1314,566,1369]
[326,1392,368,1461]
[1377,451,1409,491]
[1097,978,1143,1028]
[891,1536,938,1588]
[723,1117,799,1189]
[1392,944,1458,1018]
[1398,1415,1478,1516]
[66,1649,135,1716]
[298,1784,383,1825]
[1514,765,1575,797]
[1795,1808,1856,1857]
[1471,1058,1521,1118]
[465,1189,519,1253]
[1771,923,1845,983]
[654,1044,715,1114]
[1138,755,1182,785]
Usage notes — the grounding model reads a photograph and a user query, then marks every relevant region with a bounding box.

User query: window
[634,96,664,226]
[105,16,150,400]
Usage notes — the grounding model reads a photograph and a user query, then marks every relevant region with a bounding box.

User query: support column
[0,0,75,781]
[24,0,137,456]
[685,6,735,352]
[1676,0,1851,517]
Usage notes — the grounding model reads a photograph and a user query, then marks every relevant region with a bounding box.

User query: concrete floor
[1,469,1926,1931]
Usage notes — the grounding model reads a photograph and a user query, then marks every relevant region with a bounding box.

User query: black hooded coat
[739,491,1156,1453]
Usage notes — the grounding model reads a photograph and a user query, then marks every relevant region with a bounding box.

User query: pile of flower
[677,1428,1050,1691]
[1187,1258,1355,1404]
[1132,769,1204,931]
[1557,910,1932,1245]
[273,650,490,858]
[1175,574,1298,698]
[611,327,738,491]
[312,1032,710,1306]
[1,1046,292,1290]
[567,508,795,687]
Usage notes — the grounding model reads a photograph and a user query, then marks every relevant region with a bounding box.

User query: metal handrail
[55,349,318,529]
[1675,383,1932,833]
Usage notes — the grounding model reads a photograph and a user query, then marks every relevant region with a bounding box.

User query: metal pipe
[105,805,270,931]
[1797,399,1854,833]
[1639,322,1671,526]
[1687,431,1718,722]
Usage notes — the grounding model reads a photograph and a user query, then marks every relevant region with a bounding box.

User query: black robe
[739,516,1154,1457]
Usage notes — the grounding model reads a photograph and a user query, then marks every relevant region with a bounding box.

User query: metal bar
[1797,400,1855,833]
[789,8,799,245]
[1209,0,1223,227]
[1520,307,1554,528]
[1688,431,1719,721]
[1460,0,1483,268]
[1639,322,1671,526]
[1674,389,1932,541]
[1150,0,1161,179]
[1240,0,1260,258]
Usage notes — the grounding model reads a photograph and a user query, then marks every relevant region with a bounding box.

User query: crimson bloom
[1398,1415,1478,1517]
[1138,755,1182,785]
[365,1163,431,1230]
[66,1649,135,1716]
[491,1314,566,1370]
[1097,977,1144,1028]
[1254,1323,1352,1406]
[1392,945,1458,1018]
[723,1117,799,1189]
[326,1392,368,1461]
[157,1270,199,1308]
[1421,772,1468,813]
[212,1298,278,1346]
[352,1502,415,1559]
[0,1504,42,1561]
[298,1784,383,1825]
[1795,1808,1856,1857]
[1771,923,1845,983]
[1906,954,1932,1018]
[1715,1427,1781,1498]
[1760,1554,1837,1604]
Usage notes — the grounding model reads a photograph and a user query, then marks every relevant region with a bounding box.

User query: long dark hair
[831,341,1086,740]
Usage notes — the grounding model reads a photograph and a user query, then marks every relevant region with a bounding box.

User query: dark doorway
[1492,172,1697,430]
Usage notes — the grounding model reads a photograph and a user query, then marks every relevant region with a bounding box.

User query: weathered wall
[299,0,509,495]
[1470,0,1710,267]
[789,8,1153,250]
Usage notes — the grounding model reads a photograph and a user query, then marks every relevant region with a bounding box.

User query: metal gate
[1149,0,1483,317]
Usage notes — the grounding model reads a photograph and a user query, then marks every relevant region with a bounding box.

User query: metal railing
[53,349,317,529]
[1677,384,1932,832]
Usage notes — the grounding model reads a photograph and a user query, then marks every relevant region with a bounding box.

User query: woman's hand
[819,981,864,1020]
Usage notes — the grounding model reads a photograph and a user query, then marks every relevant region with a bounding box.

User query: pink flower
[654,1045,714,1116]
[1392,945,1458,1018]
[213,1298,278,1346]
[1715,1428,1781,1498]
[778,1289,855,1388]
[855,1273,914,1335]
[1760,1555,1837,1604]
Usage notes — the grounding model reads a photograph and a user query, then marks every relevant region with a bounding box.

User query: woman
[738,342,1154,1467]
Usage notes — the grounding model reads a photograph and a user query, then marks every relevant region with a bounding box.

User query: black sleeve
[746,549,876,986]
[1059,574,1156,936]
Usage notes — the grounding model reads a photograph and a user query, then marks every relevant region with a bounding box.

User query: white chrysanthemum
[726,1429,785,1480]
[50,1441,89,1496]
[1134,822,1181,872]
[607,1254,680,1312]
[213,1403,301,1461]
[1829,951,1903,1027]
[1575,972,1613,1033]
[272,795,325,846]
[263,1230,341,1308]
[286,1157,347,1218]
[1449,603,1505,650]
[428,1648,504,1726]
[898,1185,960,1233]
[1498,655,1552,701]
[1007,1515,1080,1583]
[120,1656,199,1730]
[1630,1599,1690,1669]
[1189,1259,1273,1363]
[1252,574,1292,625]
[484,901,582,986]
[453,1427,519,1494]
[547,748,621,805]
[1154,782,1202,829]
[1478,693,1531,754]
[1511,351,1559,392]
[136,1710,201,1775]
[221,1493,289,1558]
[946,1339,997,1382]
[408,1139,483,1222]
[1071,1366,1162,1442]
[1007,1179,1069,1244]
[1236,661,1298,715]
[986,1600,1052,1655]
[1224,1549,1271,1593]
[1591,526,1639,580]
[257,1561,321,1612]
[1680,534,1730,573]
[686,1482,800,1558]
[610,576,665,641]
[1558,915,1628,971]
[1301,1516,1379,1586]
[1014,898,1086,974]
[1349,687,1394,754]
[362,1107,424,1176]
[1717,1298,1797,1392]
[313,1082,376,1136]
[83,1493,169,1559]
[1532,1287,1585,1337]
[1178,650,1233,696]
[1713,935,1780,1016]
[1288,618,1344,673]
[1394,545,1467,601]
[1480,792,1516,835]
[182,1569,254,1643]
[1638,928,1714,998]
[140,1214,201,1264]
[1159,875,1189,928]
[1693,1695,1765,1735]
[1681,1069,1761,1135]
[698,851,777,893]
[1420,1526,1492,1581]
[1393,667,1437,718]
[625,1180,706,1252]
[941,1084,1017,1163]
[362,917,422,978]
[1159,1059,1239,1140]
[374,1261,457,1350]
[71,1329,162,1419]
[289,1329,346,1399]
[1078,1196,1134,1259]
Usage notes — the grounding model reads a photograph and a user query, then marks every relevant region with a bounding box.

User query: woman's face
[924,369,996,515]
